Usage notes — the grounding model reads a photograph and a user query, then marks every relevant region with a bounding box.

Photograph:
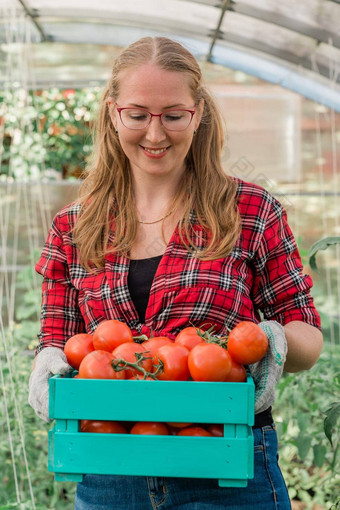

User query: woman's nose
[145,117,167,143]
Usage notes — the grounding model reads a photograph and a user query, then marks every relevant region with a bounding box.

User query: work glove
[28,347,72,422]
[248,321,288,414]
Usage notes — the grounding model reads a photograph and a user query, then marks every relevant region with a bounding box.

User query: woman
[29,37,322,510]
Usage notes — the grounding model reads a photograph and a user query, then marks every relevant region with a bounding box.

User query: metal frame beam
[16,0,52,42]
[229,2,340,50]
[23,14,338,82]
[216,32,339,82]
[206,0,231,61]
[187,0,340,49]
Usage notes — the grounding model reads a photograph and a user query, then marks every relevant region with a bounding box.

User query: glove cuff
[258,320,288,366]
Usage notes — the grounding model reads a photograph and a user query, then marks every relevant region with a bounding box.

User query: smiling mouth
[141,146,170,155]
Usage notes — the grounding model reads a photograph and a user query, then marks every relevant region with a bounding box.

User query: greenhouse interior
[0,0,339,509]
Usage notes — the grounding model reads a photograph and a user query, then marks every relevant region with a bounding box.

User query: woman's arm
[283,321,323,373]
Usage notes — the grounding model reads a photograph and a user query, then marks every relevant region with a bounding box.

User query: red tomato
[167,422,192,428]
[206,424,224,437]
[112,343,152,379]
[224,359,247,382]
[93,320,133,352]
[177,426,212,437]
[174,327,205,351]
[188,343,232,381]
[130,422,169,435]
[152,344,190,381]
[80,420,127,434]
[142,337,173,357]
[64,333,94,370]
[78,350,125,379]
[227,321,268,364]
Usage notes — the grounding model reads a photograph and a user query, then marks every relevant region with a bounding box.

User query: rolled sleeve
[252,201,321,329]
[35,216,85,354]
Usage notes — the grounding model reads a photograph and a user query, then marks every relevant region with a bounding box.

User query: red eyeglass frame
[115,105,196,130]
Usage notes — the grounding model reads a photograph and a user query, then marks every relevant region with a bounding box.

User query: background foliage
[273,345,340,509]
[0,88,100,180]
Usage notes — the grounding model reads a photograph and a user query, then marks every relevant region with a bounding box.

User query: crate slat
[49,377,255,424]
[50,432,253,478]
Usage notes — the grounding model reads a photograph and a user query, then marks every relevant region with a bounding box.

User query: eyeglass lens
[120,109,193,131]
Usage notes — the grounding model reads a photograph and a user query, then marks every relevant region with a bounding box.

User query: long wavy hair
[73,37,241,270]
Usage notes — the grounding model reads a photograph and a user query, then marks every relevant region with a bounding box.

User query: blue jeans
[74,424,291,509]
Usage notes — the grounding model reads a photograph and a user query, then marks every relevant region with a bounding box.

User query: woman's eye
[129,113,148,121]
[164,113,183,121]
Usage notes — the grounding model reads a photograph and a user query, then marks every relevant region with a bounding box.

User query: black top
[128,254,163,323]
[127,254,273,429]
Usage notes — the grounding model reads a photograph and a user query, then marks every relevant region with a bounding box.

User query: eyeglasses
[115,105,196,131]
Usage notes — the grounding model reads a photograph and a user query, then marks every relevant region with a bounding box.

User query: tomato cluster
[64,319,268,435]
[65,319,268,383]
[80,420,224,437]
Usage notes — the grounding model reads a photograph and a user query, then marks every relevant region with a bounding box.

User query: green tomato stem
[111,352,161,380]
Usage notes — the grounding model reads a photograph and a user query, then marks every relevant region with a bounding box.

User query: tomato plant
[80,420,127,434]
[112,342,152,379]
[64,333,94,369]
[227,321,268,364]
[130,422,169,435]
[174,327,204,351]
[177,426,212,437]
[78,350,125,379]
[224,359,247,382]
[152,344,190,381]
[93,320,133,352]
[188,343,232,381]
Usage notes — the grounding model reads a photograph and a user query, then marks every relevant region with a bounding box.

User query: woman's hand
[28,347,72,422]
[249,320,323,414]
[248,321,288,414]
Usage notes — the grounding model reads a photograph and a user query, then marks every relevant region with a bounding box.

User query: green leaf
[16,304,38,320]
[297,412,309,434]
[324,401,340,447]
[313,444,326,467]
[308,236,340,271]
[296,434,311,461]
[276,373,295,397]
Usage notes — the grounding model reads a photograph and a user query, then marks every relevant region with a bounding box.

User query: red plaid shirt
[35,179,321,353]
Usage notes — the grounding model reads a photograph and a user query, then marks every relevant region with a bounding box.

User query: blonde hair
[73,37,241,270]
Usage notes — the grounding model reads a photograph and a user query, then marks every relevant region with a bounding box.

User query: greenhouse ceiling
[1,0,340,110]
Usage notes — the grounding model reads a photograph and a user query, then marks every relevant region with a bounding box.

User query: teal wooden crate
[48,374,255,487]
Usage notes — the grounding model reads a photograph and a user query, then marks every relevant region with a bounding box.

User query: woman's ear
[107,99,118,130]
[195,98,204,130]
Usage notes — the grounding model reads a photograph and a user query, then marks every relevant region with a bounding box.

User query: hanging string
[0,4,40,508]
[0,324,21,504]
